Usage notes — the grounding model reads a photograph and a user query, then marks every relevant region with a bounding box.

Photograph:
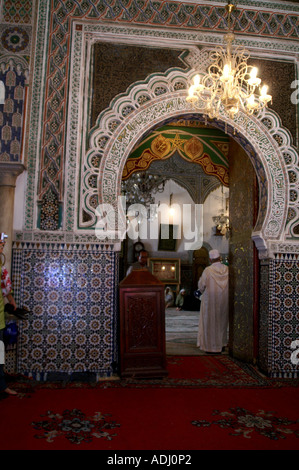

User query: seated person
[175,288,186,311]
[164,286,174,308]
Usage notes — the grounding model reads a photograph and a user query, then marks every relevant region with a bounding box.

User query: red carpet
[1,356,299,451]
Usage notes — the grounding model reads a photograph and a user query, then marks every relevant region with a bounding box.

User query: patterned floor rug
[1,354,299,451]
[2,354,297,394]
[0,380,298,451]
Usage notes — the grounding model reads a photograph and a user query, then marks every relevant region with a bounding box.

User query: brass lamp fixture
[186,2,272,120]
[213,213,230,236]
[212,185,230,237]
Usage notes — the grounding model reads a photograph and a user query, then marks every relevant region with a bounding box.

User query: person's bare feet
[4,387,17,395]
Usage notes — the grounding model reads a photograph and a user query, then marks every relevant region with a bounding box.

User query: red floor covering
[0,356,298,452]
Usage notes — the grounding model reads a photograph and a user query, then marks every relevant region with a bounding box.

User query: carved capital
[0,162,26,187]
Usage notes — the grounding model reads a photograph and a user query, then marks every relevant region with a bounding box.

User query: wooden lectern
[119,269,168,378]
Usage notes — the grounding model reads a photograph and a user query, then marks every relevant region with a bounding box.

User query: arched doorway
[86,73,291,246]
[117,123,231,355]
[81,67,298,373]
[115,122,259,362]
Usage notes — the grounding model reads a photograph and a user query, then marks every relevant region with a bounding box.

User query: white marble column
[0,162,25,274]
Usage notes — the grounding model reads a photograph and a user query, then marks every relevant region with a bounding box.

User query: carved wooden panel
[119,270,168,378]
[126,293,160,351]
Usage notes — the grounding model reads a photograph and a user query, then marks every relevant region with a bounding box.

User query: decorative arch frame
[82,65,299,255]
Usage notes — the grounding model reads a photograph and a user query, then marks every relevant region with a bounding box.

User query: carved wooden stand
[119,269,168,378]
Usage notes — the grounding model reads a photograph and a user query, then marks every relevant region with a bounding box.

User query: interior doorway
[120,127,259,363]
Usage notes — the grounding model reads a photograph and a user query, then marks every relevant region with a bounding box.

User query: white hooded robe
[197,261,229,353]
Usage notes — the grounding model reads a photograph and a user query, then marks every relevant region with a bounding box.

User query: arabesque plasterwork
[14,3,299,258]
[74,29,299,257]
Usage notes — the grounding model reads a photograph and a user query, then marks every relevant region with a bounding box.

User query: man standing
[197,249,229,354]
[126,250,149,276]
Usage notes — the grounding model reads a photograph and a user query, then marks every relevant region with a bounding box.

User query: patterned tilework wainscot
[258,260,270,375]
[11,243,118,379]
[269,254,299,378]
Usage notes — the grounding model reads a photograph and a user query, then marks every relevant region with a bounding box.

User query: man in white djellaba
[197,249,229,353]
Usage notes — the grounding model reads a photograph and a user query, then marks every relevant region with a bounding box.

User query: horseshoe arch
[83,68,298,255]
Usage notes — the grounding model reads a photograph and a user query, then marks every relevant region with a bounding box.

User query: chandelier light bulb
[194,74,201,87]
[220,64,233,83]
[248,67,261,87]
[229,106,238,118]
[187,84,195,100]
[247,94,258,110]
[260,85,272,104]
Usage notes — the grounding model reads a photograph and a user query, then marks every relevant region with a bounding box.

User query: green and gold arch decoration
[122,124,229,187]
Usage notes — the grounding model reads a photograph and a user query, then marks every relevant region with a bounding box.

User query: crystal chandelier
[186,2,272,121]
[121,171,166,220]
